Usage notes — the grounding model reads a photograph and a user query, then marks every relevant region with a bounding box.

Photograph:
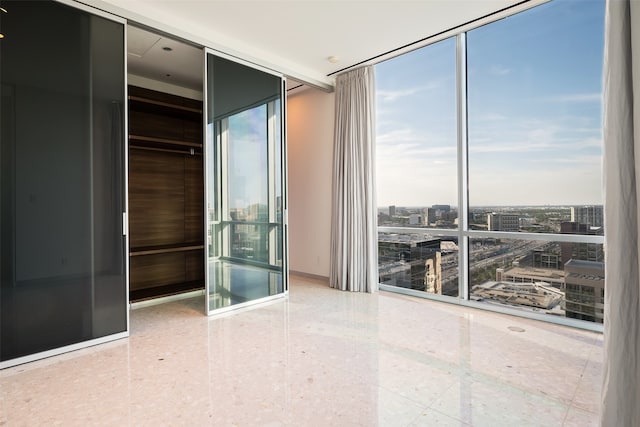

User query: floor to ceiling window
[376,0,605,327]
[376,37,459,297]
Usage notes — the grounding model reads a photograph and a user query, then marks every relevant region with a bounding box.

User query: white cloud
[470,141,553,153]
[546,93,601,103]
[475,112,507,122]
[468,165,603,206]
[376,127,457,159]
[376,152,458,206]
[468,117,602,155]
[375,86,603,206]
[377,140,455,159]
[377,88,421,102]
[536,154,602,165]
[489,65,511,76]
[377,81,441,102]
[376,128,421,144]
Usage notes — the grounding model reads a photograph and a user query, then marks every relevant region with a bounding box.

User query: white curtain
[330,66,378,292]
[601,1,640,425]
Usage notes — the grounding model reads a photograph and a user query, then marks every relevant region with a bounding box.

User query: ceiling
[115,0,530,91]
[127,26,303,93]
[127,26,204,91]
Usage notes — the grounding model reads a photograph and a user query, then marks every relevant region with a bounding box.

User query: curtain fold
[330,66,378,292]
[601,1,640,425]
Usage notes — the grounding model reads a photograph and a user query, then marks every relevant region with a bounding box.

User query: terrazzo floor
[0,275,602,426]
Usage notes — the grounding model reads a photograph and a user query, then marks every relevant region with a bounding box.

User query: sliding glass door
[205,51,287,313]
[0,1,127,367]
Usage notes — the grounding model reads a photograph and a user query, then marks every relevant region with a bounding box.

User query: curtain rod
[327,0,533,77]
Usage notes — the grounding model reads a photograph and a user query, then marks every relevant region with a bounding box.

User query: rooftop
[379,233,441,245]
[472,280,564,310]
[500,266,566,281]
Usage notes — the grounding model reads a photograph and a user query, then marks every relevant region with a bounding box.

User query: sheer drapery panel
[330,66,378,292]
[601,1,640,425]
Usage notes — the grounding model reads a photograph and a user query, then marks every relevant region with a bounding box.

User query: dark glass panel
[1,1,126,362]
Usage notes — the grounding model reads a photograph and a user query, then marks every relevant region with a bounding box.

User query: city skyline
[375,0,605,207]
[378,203,604,209]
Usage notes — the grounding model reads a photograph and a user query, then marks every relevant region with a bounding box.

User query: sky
[375,0,605,208]
[228,105,268,211]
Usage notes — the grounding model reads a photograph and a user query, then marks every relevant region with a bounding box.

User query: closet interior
[127,26,205,302]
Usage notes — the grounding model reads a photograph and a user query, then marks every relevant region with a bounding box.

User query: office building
[378,234,442,294]
[570,206,604,228]
[408,213,423,225]
[560,221,604,264]
[425,207,437,225]
[533,250,562,270]
[564,259,605,323]
[487,213,520,232]
[431,204,451,213]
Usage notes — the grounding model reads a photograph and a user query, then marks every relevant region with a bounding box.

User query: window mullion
[456,32,469,301]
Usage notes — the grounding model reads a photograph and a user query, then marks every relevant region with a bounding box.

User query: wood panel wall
[128,86,204,301]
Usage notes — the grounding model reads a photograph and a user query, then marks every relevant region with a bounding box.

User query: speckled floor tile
[0,275,602,426]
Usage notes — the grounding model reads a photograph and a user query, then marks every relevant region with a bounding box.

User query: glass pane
[467,0,605,233]
[274,99,284,265]
[226,106,269,265]
[375,37,458,229]
[227,105,268,221]
[469,237,604,323]
[1,1,126,362]
[206,54,284,312]
[378,231,459,297]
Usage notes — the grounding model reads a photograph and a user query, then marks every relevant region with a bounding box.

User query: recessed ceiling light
[0,34,4,39]
[327,56,339,63]
[162,46,173,52]
[0,7,7,13]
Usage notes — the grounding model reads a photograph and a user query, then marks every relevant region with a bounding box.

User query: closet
[128,85,204,301]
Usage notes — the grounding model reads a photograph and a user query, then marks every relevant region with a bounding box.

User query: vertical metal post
[456,33,469,300]
[202,49,209,314]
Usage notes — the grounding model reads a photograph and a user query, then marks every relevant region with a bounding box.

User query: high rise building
[431,204,451,213]
[564,259,605,323]
[389,205,396,216]
[559,221,605,323]
[570,206,603,228]
[560,222,604,264]
[487,213,519,232]
[424,208,436,225]
[378,234,442,294]
[408,214,423,225]
[533,250,562,269]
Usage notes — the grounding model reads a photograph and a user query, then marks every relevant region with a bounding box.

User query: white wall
[287,88,334,278]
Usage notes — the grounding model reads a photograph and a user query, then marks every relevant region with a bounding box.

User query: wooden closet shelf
[128,95,202,114]
[130,145,202,156]
[130,281,204,303]
[130,244,205,257]
[129,145,202,156]
[129,135,202,148]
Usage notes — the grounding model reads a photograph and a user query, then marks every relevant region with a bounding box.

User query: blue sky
[228,105,268,211]
[375,0,605,207]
